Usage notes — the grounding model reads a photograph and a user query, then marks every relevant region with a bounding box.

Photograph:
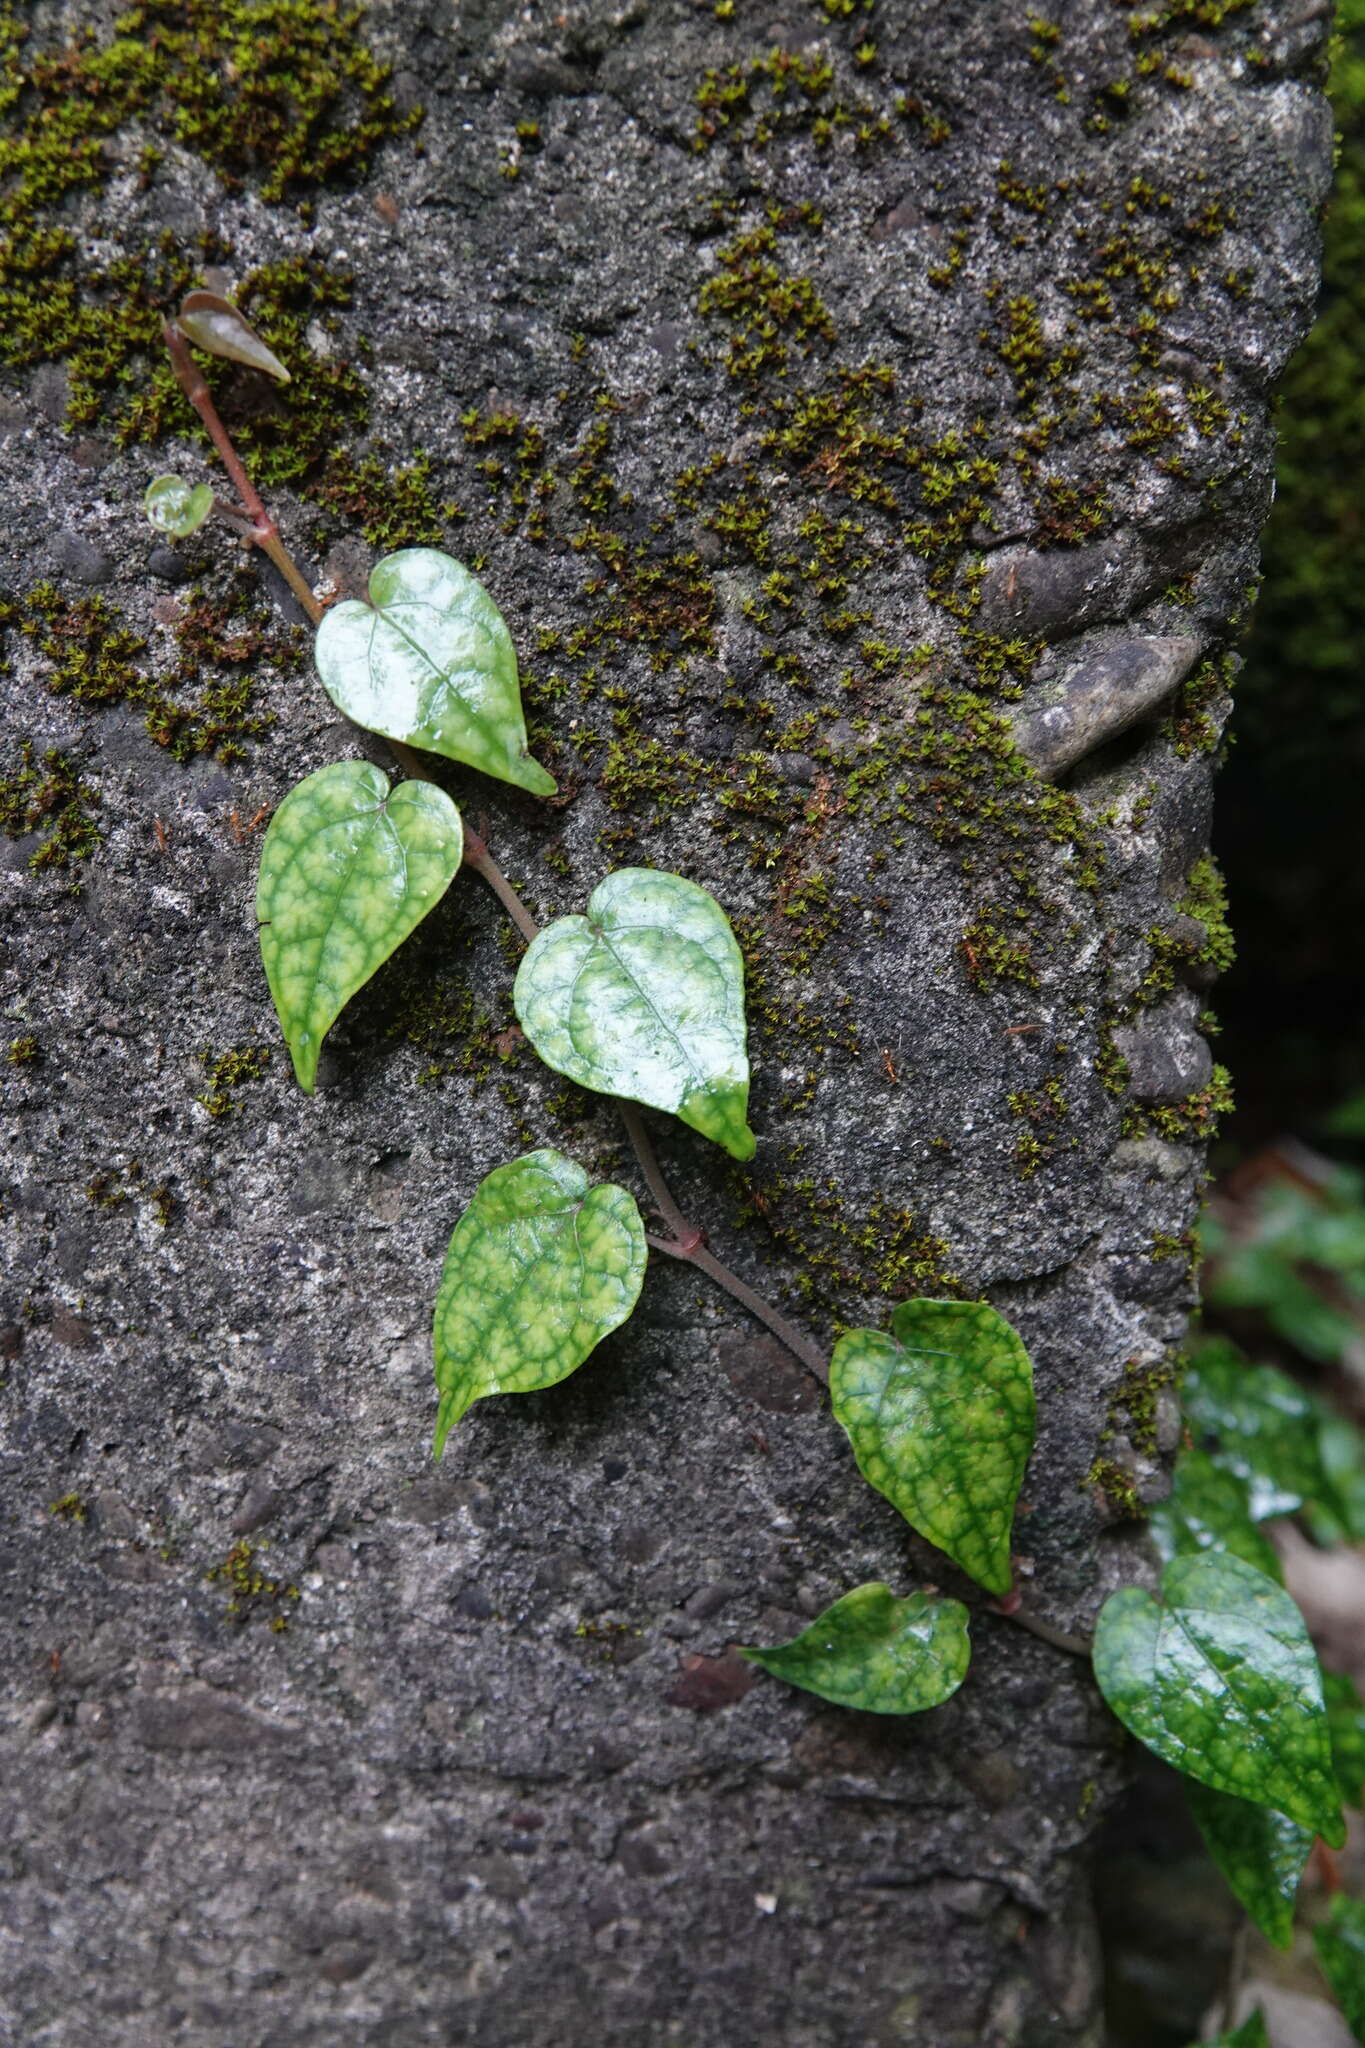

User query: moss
[1161,651,1234,758]
[0,739,101,870]
[1083,1456,1145,1519]
[960,908,1039,992]
[49,1491,89,1522]
[0,4,413,449]
[196,1044,271,1117]
[8,576,292,765]
[698,221,836,380]
[1121,1064,1235,1142]
[7,1033,39,1064]
[206,1538,300,1627]
[312,449,455,550]
[1135,854,1235,1004]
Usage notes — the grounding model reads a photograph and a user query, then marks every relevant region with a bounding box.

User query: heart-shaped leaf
[1182,1337,1332,1521]
[513,867,757,1160]
[256,761,463,1093]
[1314,1895,1365,2041]
[1185,1778,1312,1950]
[177,289,291,381]
[145,473,213,538]
[314,547,556,797]
[829,1299,1035,1596]
[1149,1450,1283,1582]
[1093,1552,1345,1844]
[742,1583,970,1714]
[1325,1669,1365,1807]
[432,1148,646,1455]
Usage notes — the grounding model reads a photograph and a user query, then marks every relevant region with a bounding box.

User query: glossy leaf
[829,1299,1035,1596]
[741,1583,971,1715]
[1186,2015,1269,2048]
[1093,1552,1345,1845]
[315,548,555,797]
[177,289,290,381]
[1325,1669,1365,1807]
[1185,1778,1312,1949]
[1149,1450,1283,1582]
[432,1148,646,1455]
[1182,1337,1331,1520]
[1314,1895,1365,2041]
[145,473,213,538]
[514,867,757,1159]
[256,762,463,1093]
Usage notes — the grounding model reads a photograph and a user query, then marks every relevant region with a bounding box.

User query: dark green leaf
[145,473,213,538]
[1182,1336,1332,1519]
[1149,1450,1283,1581]
[432,1149,646,1455]
[257,762,463,1093]
[1092,1551,1345,1844]
[514,867,756,1159]
[829,1299,1034,1596]
[1185,1778,1312,1949]
[1325,1669,1365,1808]
[315,547,555,796]
[1314,1896,1365,2041]
[742,1583,970,1714]
[177,288,290,381]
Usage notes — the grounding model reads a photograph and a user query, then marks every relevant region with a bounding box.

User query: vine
[139,277,1359,2030]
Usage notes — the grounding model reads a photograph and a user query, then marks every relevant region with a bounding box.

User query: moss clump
[312,449,456,551]
[9,577,293,765]
[1084,1456,1144,1519]
[698,221,835,380]
[960,908,1039,992]
[196,1044,271,1117]
[1121,1065,1234,1143]
[206,1539,300,1628]
[0,740,100,870]
[730,1168,961,1319]
[1135,854,1235,1004]
[49,1492,89,1522]
[8,1033,39,1064]
[0,4,413,446]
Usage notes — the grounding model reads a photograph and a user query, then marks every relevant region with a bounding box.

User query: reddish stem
[163,319,323,626]
[462,837,829,1387]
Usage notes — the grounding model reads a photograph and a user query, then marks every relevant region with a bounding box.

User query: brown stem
[990,1600,1092,1659]
[463,831,540,943]
[163,319,323,625]
[647,1232,829,1385]
[462,835,828,1385]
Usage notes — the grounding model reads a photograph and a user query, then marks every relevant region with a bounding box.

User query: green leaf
[1314,1895,1365,2042]
[314,547,555,797]
[513,867,757,1160]
[1093,1551,1345,1845]
[828,1299,1035,1596]
[1186,2015,1269,2048]
[145,473,213,538]
[1149,1450,1283,1582]
[1325,1669,1365,1807]
[741,1584,971,1714]
[1185,1778,1312,1949]
[432,1148,646,1455]
[1182,1336,1332,1519]
[177,289,290,381]
[256,761,463,1093]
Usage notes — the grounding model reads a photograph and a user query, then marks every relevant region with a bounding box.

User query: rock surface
[0,3,1331,2044]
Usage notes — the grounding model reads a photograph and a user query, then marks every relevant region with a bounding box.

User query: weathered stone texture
[0,2,1331,2043]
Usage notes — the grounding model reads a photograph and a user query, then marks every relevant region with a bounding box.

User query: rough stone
[1112,1001,1215,1106]
[0,2,1331,2043]
[48,529,114,585]
[1011,637,1204,780]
